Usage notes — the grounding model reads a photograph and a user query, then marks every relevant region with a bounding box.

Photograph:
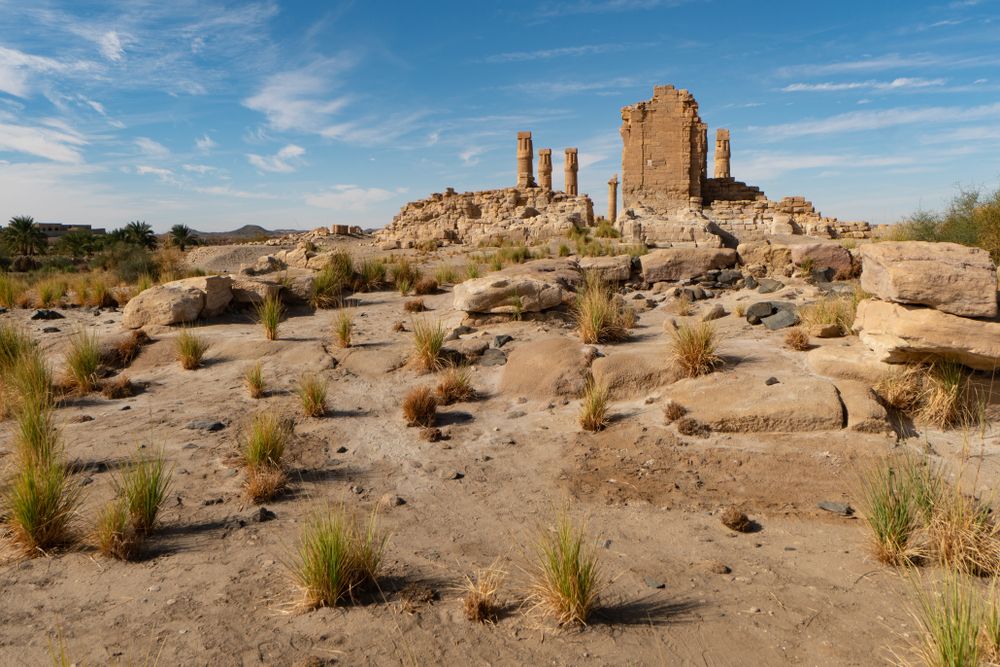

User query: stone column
[538,148,552,190]
[516,131,535,188]
[607,174,618,222]
[714,129,731,179]
[564,148,578,195]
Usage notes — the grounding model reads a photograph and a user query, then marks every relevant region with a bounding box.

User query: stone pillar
[564,148,578,195]
[538,148,552,190]
[607,174,618,222]
[714,129,731,179]
[516,131,535,188]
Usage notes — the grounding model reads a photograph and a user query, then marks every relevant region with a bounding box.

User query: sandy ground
[1,240,997,666]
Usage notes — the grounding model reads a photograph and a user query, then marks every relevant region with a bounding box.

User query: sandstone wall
[375,187,594,248]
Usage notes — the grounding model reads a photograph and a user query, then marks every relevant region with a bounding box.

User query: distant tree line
[891,185,1000,263]
[0,217,197,259]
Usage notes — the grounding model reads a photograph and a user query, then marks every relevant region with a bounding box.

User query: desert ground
[1,234,997,666]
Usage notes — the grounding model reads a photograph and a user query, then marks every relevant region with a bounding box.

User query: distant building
[36,223,106,243]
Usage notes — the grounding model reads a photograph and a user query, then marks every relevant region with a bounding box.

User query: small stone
[702,559,731,575]
[71,415,94,423]
[493,334,513,348]
[757,278,784,294]
[350,485,364,494]
[506,410,526,419]
[120,405,131,411]
[41,327,60,333]
[181,443,198,450]
[702,304,725,322]
[379,493,405,509]
[440,470,463,480]
[255,507,276,522]
[186,419,226,432]
[817,501,854,516]
[761,309,799,330]
[643,576,666,589]
[335,446,348,454]
[202,497,224,506]
[764,377,779,386]
[30,309,64,320]
[478,348,507,366]
[721,505,753,532]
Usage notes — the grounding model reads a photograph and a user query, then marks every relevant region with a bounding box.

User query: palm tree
[124,220,156,249]
[57,229,97,258]
[168,224,195,251]
[2,215,47,256]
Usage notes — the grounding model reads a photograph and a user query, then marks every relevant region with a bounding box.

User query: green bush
[893,186,1000,263]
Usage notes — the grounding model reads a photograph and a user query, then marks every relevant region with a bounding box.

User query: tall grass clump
[436,365,475,404]
[357,258,386,291]
[118,450,172,535]
[0,273,26,308]
[463,561,506,623]
[391,258,420,295]
[927,482,1000,577]
[174,329,209,370]
[242,411,292,502]
[292,507,388,609]
[244,361,265,398]
[94,497,138,560]
[875,362,981,429]
[311,252,354,308]
[0,322,39,418]
[574,274,632,344]
[579,379,609,432]
[297,374,328,418]
[36,278,67,308]
[906,573,983,667]
[255,293,285,341]
[63,329,102,393]
[857,455,922,565]
[334,308,352,348]
[670,322,722,378]
[799,294,858,336]
[434,265,460,285]
[6,460,81,556]
[402,386,437,427]
[529,513,604,626]
[410,317,445,372]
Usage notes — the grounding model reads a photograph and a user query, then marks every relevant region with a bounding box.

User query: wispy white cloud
[751,102,1000,140]
[182,163,217,174]
[247,144,305,173]
[482,43,654,64]
[736,151,916,181]
[320,111,430,146]
[0,119,87,163]
[0,46,96,98]
[97,30,126,62]
[777,53,1000,78]
[781,77,946,92]
[534,0,693,19]
[306,184,403,211]
[135,165,177,184]
[501,76,642,96]
[459,146,488,166]
[134,137,170,157]
[194,184,277,199]
[195,134,217,152]
[243,58,356,133]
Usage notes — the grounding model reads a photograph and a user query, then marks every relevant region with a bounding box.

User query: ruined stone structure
[608,175,618,223]
[618,85,871,247]
[375,133,593,248]
[538,148,552,190]
[516,132,535,189]
[714,129,730,179]
[564,148,579,196]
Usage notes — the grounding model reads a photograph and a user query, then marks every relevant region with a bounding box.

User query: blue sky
[0,0,998,232]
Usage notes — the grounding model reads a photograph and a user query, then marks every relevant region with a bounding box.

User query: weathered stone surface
[762,309,799,330]
[702,304,726,321]
[667,372,844,432]
[805,345,899,385]
[639,247,737,283]
[122,282,206,329]
[231,276,282,305]
[453,258,579,314]
[591,350,677,400]
[854,299,1000,371]
[500,337,597,399]
[835,380,891,434]
[278,270,315,305]
[860,241,998,318]
[578,255,632,282]
[790,241,853,280]
[174,276,233,317]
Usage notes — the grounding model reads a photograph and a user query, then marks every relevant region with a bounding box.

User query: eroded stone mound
[639,247,738,283]
[453,258,581,314]
[123,276,233,329]
[499,337,597,398]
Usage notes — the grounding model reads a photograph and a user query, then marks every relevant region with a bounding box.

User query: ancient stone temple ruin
[617,85,871,247]
[376,131,594,248]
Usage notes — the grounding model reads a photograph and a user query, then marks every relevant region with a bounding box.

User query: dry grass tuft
[402,386,437,427]
[579,380,609,432]
[63,329,102,393]
[875,362,982,429]
[403,298,426,313]
[463,561,506,623]
[799,294,857,336]
[783,327,811,351]
[528,513,604,626]
[926,482,1000,577]
[6,460,80,556]
[670,322,722,378]
[670,294,693,316]
[100,375,135,399]
[333,309,353,348]
[242,411,292,502]
[857,454,923,566]
[94,498,140,560]
[663,400,687,423]
[117,449,172,535]
[435,366,475,405]
[413,277,438,295]
[410,318,445,372]
[175,330,209,370]
[255,293,285,341]
[297,374,328,418]
[675,417,709,437]
[244,361,265,399]
[720,506,752,532]
[574,274,632,343]
[110,330,149,367]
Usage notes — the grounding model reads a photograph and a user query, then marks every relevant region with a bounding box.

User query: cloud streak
[247,144,305,173]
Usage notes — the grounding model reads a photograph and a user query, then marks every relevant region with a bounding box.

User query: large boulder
[578,255,632,282]
[667,372,845,432]
[639,247,737,283]
[789,241,853,280]
[854,299,1000,371]
[231,276,282,305]
[176,276,233,317]
[454,258,580,314]
[860,241,998,318]
[499,337,597,399]
[123,283,203,329]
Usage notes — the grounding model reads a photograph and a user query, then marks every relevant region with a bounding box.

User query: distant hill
[188,225,303,240]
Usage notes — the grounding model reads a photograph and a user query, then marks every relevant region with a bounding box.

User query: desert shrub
[892,185,1000,263]
[410,318,445,371]
[784,328,810,351]
[799,294,856,335]
[403,298,425,313]
[36,278,67,307]
[63,329,101,393]
[357,258,386,291]
[670,322,722,378]
[0,273,26,308]
[663,400,687,423]
[242,412,291,501]
[94,498,139,560]
[297,374,328,417]
[557,243,571,257]
[292,507,387,609]
[463,561,506,623]
[579,380,609,432]
[487,254,504,272]
[434,265,460,285]
[109,330,149,367]
[529,513,603,626]
[574,274,632,344]
[117,449,172,535]
[721,506,752,532]
[594,219,620,238]
[670,294,693,316]
[402,386,437,427]
[334,309,352,348]
[244,361,265,398]
[311,262,351,309]
[391,258,420,295]
[100,375,135,399]
[875,362,981,429]
[6,460,81,556]
[175,330,209,370]
[436,366,474,404]
[465,263,481,280]
[255,293,285,341]
[413,277,438,295]
[498,244,532,264]
[908,573,983,667]
[857,455,922,565]
[12,390,59,468]
[927,482,1000,577]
